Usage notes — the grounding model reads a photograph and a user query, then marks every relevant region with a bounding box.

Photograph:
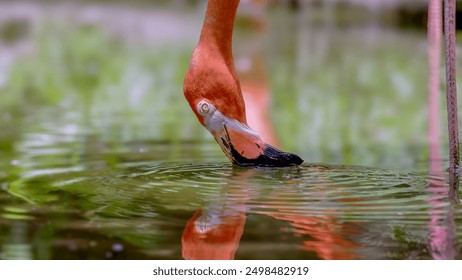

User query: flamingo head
[183,52,303,167]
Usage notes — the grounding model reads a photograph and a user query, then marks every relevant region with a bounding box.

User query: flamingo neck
[198,0,240,64]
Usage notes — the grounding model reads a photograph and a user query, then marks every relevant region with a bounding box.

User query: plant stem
[444,0,460,173]
[427,0,442,174]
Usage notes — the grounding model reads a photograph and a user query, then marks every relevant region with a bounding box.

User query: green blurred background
[1,0,461,173]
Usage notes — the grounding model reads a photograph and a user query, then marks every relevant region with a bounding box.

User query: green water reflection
[2,160,462,259]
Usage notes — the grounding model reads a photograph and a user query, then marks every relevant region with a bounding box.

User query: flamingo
[183,0,303,167]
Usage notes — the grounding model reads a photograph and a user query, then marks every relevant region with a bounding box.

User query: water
[1,126,461,259]
[1,2,462,260]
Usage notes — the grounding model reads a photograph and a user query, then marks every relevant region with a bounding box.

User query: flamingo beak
[196,100,303,167]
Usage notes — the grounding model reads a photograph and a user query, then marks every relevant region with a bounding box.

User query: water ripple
[4,160,462,259]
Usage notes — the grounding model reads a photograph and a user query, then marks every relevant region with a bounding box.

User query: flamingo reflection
[181,167,360,260]
[181,169,252,260]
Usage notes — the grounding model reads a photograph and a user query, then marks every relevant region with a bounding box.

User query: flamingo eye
[197,101,211,115]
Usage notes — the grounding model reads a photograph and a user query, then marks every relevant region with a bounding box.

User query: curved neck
[198,0,240,63]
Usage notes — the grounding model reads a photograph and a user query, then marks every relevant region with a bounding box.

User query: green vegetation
[1,6,459,170]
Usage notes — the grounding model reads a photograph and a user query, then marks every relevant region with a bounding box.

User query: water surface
[1,133,461,259]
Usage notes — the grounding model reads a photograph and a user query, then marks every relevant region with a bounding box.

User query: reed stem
[444,0,460,174]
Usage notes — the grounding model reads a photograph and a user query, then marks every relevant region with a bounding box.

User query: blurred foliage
[1,1,459,170]
[266,9,454,168]
[1,19,206,140]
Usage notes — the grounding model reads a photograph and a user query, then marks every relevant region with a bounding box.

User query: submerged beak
[196,101,303,167]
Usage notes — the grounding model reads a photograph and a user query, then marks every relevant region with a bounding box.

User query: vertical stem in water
[444,0,460,173]
[428,0,442,174]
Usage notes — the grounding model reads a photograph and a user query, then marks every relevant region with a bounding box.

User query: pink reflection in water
[426,0,458,260]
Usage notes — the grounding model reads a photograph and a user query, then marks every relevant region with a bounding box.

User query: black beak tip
[285,152,304,166]
[260,145,303,167]
[230,144,304,167]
